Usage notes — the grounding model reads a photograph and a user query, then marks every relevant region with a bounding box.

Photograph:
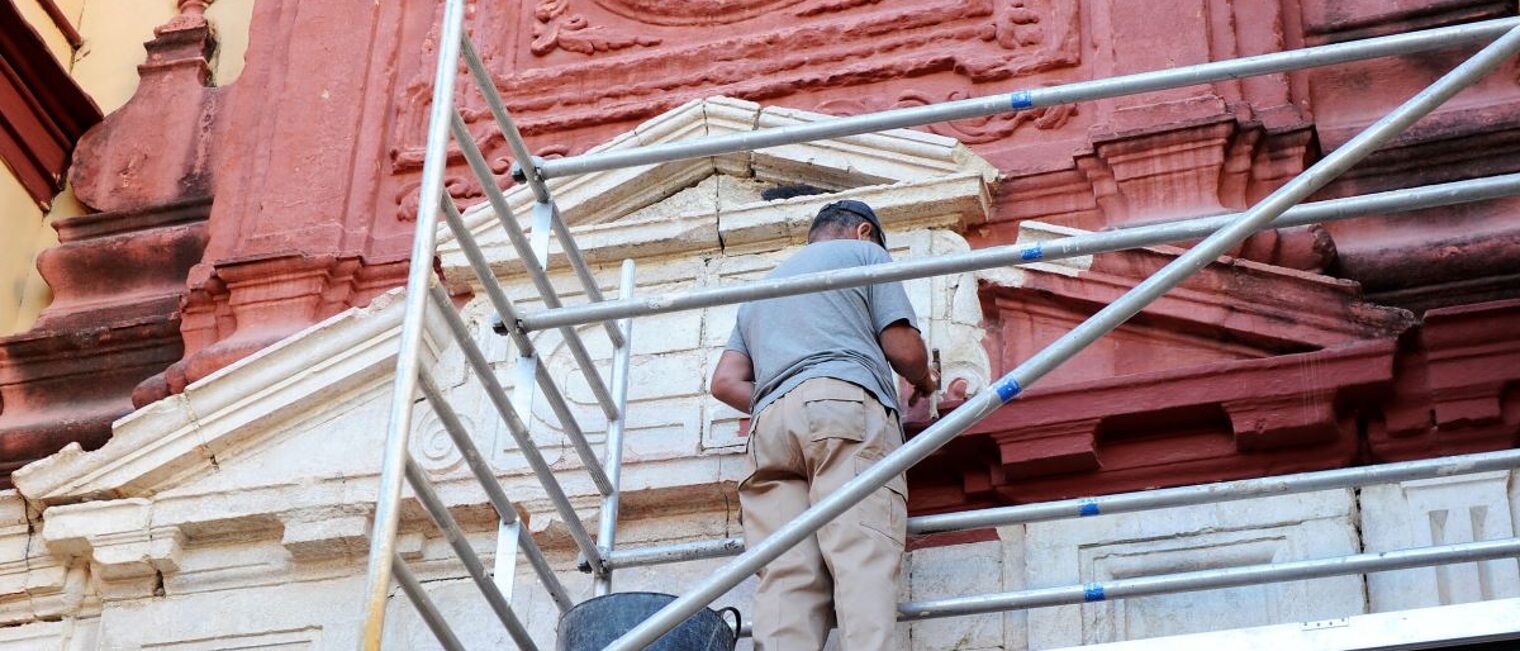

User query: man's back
[727,239,917,416]
[710,199,936,650]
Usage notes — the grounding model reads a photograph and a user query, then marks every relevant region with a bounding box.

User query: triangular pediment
[436,96,999,285]
[11,291,447,505]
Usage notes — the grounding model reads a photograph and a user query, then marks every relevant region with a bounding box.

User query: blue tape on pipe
[995,379,1022,403]
[1021,242,1043,261]
[1083,583,1106,602]
[1077,499,1101,517]
[1010,90,1033,110]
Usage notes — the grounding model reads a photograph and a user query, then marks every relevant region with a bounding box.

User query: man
[711,198,939,650]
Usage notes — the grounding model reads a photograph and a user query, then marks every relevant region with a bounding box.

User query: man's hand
[880,320,938,407]
[908,367,940,408]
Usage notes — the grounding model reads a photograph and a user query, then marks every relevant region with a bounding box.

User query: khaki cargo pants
[740,377,908,650]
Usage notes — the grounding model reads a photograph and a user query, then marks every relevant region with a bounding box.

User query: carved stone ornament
[389,0,1081,203]
[531,0,663,56]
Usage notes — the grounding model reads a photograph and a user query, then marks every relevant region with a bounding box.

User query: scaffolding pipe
[594,259,638,596]
[404,459,538,650]
[460,38,550,204]
[519,172,1520,332]
[427,286,607,577]
[391,557,468,651]
[544,199,627,348]
[440,198,535,354]
[900,538,1520,621]
[597,447,1520,570]
[606,25,1520,650]
[457,39,626,346]
[357,0,465,646]
[447,112,620,421]
[416,372,575,612]
[732,537,1520,636]
[440,199,617,498]
[535,17,1520,180]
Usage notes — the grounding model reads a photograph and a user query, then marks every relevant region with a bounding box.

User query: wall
[0,0,256,337]
[2,99,1516,649]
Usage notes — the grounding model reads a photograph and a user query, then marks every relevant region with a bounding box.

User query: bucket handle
[717,606,743,636]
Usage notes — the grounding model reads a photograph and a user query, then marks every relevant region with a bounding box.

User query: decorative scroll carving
[956,0,1081,81]
[988,0,1042,49]
[412,408,471,475]
[390,0,1081,215]
[817,88,1077,144]
[593,0,809,25]
[532,0,662,56]
[794,0,884,18]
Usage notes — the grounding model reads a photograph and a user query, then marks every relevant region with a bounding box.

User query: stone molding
[12,291,450,506]
[0,6,220,490]
[437,96,997,279]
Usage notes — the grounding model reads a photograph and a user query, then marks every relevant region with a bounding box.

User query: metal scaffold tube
[534,17,1520,180]
[606,24,1520,650]
[404,459,539,650]
[447,112,620,421]
[391,557,467,651]
[457,39,627,347]
[416,372,575,613]
[427,286,608,577]
[440,198,535,354]
[594,260,637,596]
[543,200,626,348]
[440,197,616,497]
[900,538,1520,621]
[596,446,1520,569]
[357,0,465,646]
[520,172,1520,332]
[458,38,549,204]
[727,537,1520,635]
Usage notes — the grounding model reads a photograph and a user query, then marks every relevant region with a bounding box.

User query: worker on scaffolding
[711,196,940,650]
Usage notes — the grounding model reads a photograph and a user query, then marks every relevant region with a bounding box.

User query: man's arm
[711,350,756,414]
[879,320,939,406]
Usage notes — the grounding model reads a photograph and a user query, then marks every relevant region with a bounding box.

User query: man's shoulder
[778,240,888,272]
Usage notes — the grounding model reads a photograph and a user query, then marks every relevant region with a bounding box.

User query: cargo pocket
[855,454,908,548]
[736,413,762,530]
[803,382,869,443]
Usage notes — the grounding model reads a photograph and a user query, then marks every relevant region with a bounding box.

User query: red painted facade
[1,0,1517,497]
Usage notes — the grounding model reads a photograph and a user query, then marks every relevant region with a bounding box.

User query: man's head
[808,200,887,248]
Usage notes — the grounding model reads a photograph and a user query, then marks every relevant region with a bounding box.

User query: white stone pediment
[437,96,999,283]
[11,291,451,506]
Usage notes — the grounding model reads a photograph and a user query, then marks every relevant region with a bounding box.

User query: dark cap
[817,199,887,248]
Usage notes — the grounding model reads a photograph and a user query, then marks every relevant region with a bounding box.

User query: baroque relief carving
[532,0,662,56]
[592,0,808,25]
[390,0,1081,184]
[816,87,1077,144]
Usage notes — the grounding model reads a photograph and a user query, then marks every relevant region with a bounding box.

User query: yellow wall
[209,0,256,85]
[12,0,74,67]
[0,174,50,335]
[0,0,256,336]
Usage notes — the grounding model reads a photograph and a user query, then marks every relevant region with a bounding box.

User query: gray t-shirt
[725,239,919,416]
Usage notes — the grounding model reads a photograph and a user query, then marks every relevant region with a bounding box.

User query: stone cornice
[12,291,450,505]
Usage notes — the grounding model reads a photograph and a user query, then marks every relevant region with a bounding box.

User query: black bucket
[557,592,740,651]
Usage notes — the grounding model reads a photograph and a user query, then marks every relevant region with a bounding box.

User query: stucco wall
[0,0,255,337]
[3,98,1517,648]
